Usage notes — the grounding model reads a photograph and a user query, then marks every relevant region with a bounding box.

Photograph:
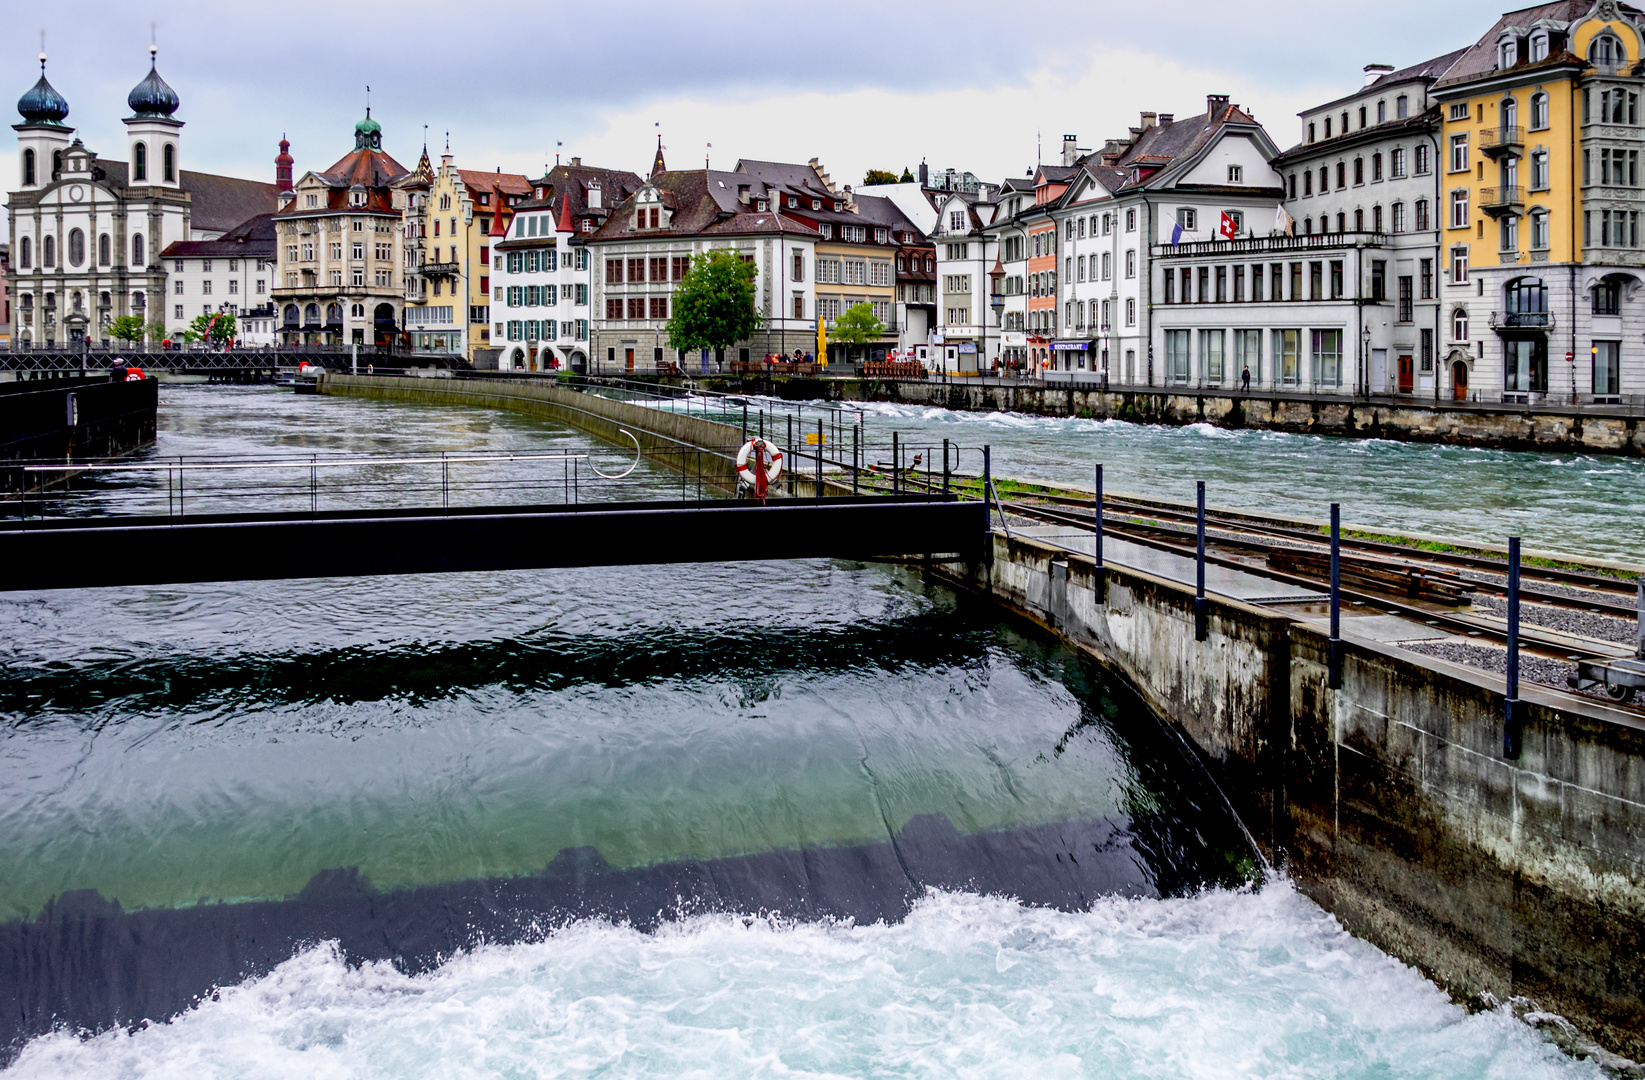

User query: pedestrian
[1241,364,1251,391]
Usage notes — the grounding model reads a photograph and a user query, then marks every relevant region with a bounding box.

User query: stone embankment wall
[698,376,1645,454]
[941,532,1645,1060]
[0,376,158,487]
[319,374,746,491]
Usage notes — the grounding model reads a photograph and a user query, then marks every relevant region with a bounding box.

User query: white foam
[7,884,1598,1079]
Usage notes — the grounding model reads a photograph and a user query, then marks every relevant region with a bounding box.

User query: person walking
[1240,364,1251,392]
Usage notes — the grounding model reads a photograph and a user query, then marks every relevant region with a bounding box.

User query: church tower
[13,52,72,191]
[124,44,182,188]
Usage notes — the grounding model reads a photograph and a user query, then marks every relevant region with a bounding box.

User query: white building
[491,196,592,370]
[930,190,1000,373]
[7,48,276,348]
[158,212,278,345]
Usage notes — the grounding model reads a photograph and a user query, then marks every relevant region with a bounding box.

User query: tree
[831,302,885,347]
[110,315,145,342]
[185,311,236,345]
[899,168,915,183]
[862,169,900,186]
[665,249,762,359]
[146,320,168,343]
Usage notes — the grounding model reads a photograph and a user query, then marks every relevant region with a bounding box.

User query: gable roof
[159,212,276,259]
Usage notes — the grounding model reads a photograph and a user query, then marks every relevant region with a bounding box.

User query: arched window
[1505,277,1548,326]
[303,303,320,325]
[51,150,61,177]
[18,237,30,269]
[1530,92,1549,130]
[1452,307,1469,341]
[22,148,34,186]
[1594,277,1622,315]
[1589,33,1623,67]
[282,304,300,327]
[133,142,147,182]
[1502,97,1517,130]
[68,229,85,267]
[1530,31,1549,62]
[42,235,55,268]
[325,303,342,324]
[132,234,145,267]
[1498,37,1517,69]
[99,291,110,308]
[98,233,110,265]
[163,143,175,182]
[132,291,146,312]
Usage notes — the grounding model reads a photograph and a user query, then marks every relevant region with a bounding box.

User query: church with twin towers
[7,45,278,347]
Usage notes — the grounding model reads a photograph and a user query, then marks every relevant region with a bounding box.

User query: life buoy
[123,367,144,381]
[736,438,783,496]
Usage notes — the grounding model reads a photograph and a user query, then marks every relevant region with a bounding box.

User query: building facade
[158,212,276,344]
[7,48,276,348]
[1435,0,1645,403]
[931,190,999,372]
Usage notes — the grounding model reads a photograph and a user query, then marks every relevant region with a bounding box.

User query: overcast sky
[7,0,1509,205]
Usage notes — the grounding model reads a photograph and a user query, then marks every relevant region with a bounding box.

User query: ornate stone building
[6,48,277,347]
[271,112,409,347]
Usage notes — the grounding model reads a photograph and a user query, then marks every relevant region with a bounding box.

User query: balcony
[1479,187,1524,217]
[1154,230,1383,258]
[1489,309,1554,330]
[420,261,460,278]
[1478,127,1524,158]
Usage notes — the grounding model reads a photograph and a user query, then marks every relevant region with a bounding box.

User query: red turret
[275,135,294,193]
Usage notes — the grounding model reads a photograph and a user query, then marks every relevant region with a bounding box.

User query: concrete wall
[699,377,1645,454]
[946,532,1645,1059]
[0,375,158,477]
[318,374,745,492]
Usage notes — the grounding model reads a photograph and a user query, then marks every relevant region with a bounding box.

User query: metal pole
[788,413,794,494]
[1636,578,1644,660]
[742,403,748,443]
[1094,463,1103,570]
[816,419,823,499]
[983,445,992,531]
[1195,480,1207,641]
[1329,502,1342,689]
[942,438,951,494]
[852,423,859,495]
[1505,536,1522,758]
[892,431,900,495]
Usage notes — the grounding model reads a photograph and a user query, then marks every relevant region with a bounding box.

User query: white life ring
[736,437,784,485]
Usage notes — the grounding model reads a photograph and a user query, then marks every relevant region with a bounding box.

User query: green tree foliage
[899,168,915,183]
[185,311,237,344]
[147,320,168,343]
[665,249,761,355]
[831,302,885,345]
[109,315,146,342]
[862,169,900,186]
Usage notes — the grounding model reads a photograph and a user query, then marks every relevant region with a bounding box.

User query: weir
[940,529,1645,1060]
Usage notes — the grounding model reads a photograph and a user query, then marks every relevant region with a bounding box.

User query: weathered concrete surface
[682,375,1645,455]
[319,374,745,491]
[944,533,1645,1059]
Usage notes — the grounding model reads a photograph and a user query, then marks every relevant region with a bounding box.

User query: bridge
[0,347,468,379]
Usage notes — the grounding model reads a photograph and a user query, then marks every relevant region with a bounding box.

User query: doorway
[1398,354,1414,394]
[1452,361,1468,401]
[1370,348,1387,392]
[624,348,635,372]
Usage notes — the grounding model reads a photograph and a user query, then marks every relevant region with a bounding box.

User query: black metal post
[983,445,992,531]
[1505,536,1523,758]
[1093,463,1103,570]
[892,431,900,495]
[741,403,748,443]
[942,438,951,495]
[816,419,823,499]
[1329,503,1342,689]
[1636,579,1644,661]
[852,423,859,495]
[788,413,794,494]
[1195,480,1207,641]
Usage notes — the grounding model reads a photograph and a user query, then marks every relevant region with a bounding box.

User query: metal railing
[1480,186,1524,208]
[1478,127,1525,152]
[1489,310,1553,329]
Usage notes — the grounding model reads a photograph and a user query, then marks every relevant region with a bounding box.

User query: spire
[557,192,574,233]
[275,134,294,192]
[354,86,381,150]
[127,43,180,119]
[17,52,69,127]
[652,133,666,178]
[488,189,511,237]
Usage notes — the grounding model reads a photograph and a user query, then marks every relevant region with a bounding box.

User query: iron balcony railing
[1480,186,1525,210]
[1489,309,1554,329]
[1154,231,1385,258]
[1478,127,1525,155]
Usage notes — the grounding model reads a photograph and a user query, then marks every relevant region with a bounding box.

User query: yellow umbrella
[816,313,828,367]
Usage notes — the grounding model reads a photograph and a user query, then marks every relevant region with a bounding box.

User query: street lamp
[989,255,1006,375]
[1361,326,1371,397]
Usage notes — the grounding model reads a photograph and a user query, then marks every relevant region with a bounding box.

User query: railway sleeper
[1266,548,1473,605]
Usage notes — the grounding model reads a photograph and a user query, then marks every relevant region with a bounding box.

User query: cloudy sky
[8,0,1509,200]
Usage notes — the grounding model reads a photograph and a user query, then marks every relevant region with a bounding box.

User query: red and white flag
[1219,211,1238,240]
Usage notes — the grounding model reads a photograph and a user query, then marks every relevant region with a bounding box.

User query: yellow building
[1434,0,1645,401]
[396,149,532,363]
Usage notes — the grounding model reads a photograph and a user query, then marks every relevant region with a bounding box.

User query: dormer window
[479,193,489,206]
[875,227,888,243]
[812,199,821,210]
[1530,31,1549,62]
[833,201,842,211]
[755,198,768,211]
[1499,37,1518,69]
[1590,32,1624,68]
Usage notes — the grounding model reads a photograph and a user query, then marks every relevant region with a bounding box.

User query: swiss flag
[1219,211,1238,240]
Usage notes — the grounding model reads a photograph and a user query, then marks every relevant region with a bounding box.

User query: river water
[0,386,1604,1077]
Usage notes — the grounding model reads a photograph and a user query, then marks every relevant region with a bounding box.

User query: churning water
[0,386,1610,1076]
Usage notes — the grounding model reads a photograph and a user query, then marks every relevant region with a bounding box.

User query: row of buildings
[7,0,1645,403]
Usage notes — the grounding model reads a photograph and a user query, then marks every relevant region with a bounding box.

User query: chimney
[1061,134,1079,166]
[737,183,751,205]
[1158,113,1174,126]
[1363,63,1394,86]
[919,159,928,186]
[587,178,601,209]
[1206,94,1230,118]
[1140,111,1157,130]
[570,156,581,167]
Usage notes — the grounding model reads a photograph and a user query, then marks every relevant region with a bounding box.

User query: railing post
[852,422,860,495]
[1093,463,1103,571]
[983,445,992,531]
[942,438,951,495]
[1636,578,1644,660]
[892,431,900,495]
[788,413,794,494]
[816,419,823,499]
[741,403,748,444]
[1195,480,1207,641]
[1505,536,1523,759]
[1329,503,1342,689]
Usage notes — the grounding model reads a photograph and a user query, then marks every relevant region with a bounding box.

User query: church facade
[6,48,276,347]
